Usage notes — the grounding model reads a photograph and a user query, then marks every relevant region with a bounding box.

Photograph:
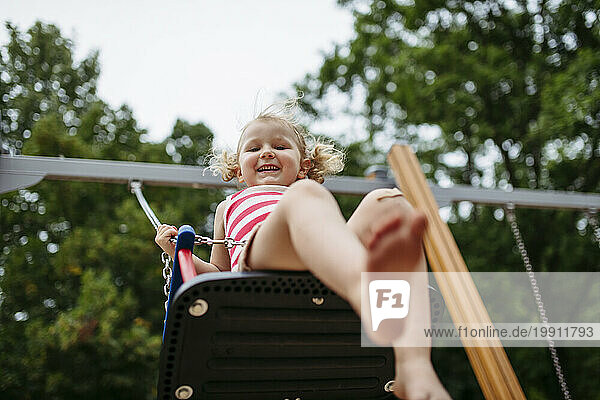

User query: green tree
[1,22,222,398]
[297,0,599,398]
[1,22,99,153]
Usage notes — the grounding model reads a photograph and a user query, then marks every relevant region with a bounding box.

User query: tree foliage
[299,0,599,192]
[1,9,599,398]
[296,1,599,398]
[0,22,222,399]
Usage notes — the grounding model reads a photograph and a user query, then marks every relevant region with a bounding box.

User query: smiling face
[236,119,311,187]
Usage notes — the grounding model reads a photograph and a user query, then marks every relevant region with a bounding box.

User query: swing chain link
[161,251,172,314]
[168,235,246,248]
[195,235,247,248]
[585,209,600,247]
[505,205,572,400]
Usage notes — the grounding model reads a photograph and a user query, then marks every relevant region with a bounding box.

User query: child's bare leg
[247,181,449,399]
[247,180,366,304]
[348,189,450,399]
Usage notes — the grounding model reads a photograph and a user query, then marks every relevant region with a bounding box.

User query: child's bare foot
[360,214,451,399]
[391,350,451,400]
[366,212,427,273]
[359,212,428,345]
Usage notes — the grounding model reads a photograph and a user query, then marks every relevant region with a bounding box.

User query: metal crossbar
[2,154,600,210]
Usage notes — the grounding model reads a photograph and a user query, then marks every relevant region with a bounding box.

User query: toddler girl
[155,99,450,399]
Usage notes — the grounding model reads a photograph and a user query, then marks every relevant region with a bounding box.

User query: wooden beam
[387,145,526,400]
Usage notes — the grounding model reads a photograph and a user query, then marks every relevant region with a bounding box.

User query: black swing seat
[158,271,445,400]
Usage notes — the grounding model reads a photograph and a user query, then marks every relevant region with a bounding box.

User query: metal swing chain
[158,238,245,312]
[129,180,247,318]
[158,237,245,316]
[161,252,172,314]
[585,209,600,247]
[178,235,247,248]
[505,205,572,400]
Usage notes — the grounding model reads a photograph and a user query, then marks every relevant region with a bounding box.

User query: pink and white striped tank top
[223,185,287,271]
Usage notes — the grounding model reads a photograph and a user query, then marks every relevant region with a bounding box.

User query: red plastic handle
[178,248,196,283]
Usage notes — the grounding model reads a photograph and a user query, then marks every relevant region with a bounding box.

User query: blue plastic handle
[163,224,196,341]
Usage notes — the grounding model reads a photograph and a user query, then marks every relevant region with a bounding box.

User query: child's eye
[247,147,260,152]
[275,145,287,150]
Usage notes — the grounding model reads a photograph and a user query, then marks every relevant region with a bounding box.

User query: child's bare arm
[209,200,231,271]
[155,224,220,274]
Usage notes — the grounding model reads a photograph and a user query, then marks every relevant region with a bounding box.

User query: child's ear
[297,159,312,179]
[236,168,244,183]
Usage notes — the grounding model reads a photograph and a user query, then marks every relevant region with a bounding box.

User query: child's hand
[155,224,177,258]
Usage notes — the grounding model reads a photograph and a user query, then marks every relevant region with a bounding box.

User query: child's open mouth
[257,165,280,173]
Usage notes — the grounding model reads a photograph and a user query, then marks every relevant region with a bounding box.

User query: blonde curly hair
[210,96,344,184]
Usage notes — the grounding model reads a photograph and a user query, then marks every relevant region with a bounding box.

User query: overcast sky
[2,1,355,148]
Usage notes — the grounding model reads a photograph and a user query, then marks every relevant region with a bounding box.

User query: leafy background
[1,1,599,398]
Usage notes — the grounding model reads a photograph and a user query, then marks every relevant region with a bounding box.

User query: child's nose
[260,148,275,158]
